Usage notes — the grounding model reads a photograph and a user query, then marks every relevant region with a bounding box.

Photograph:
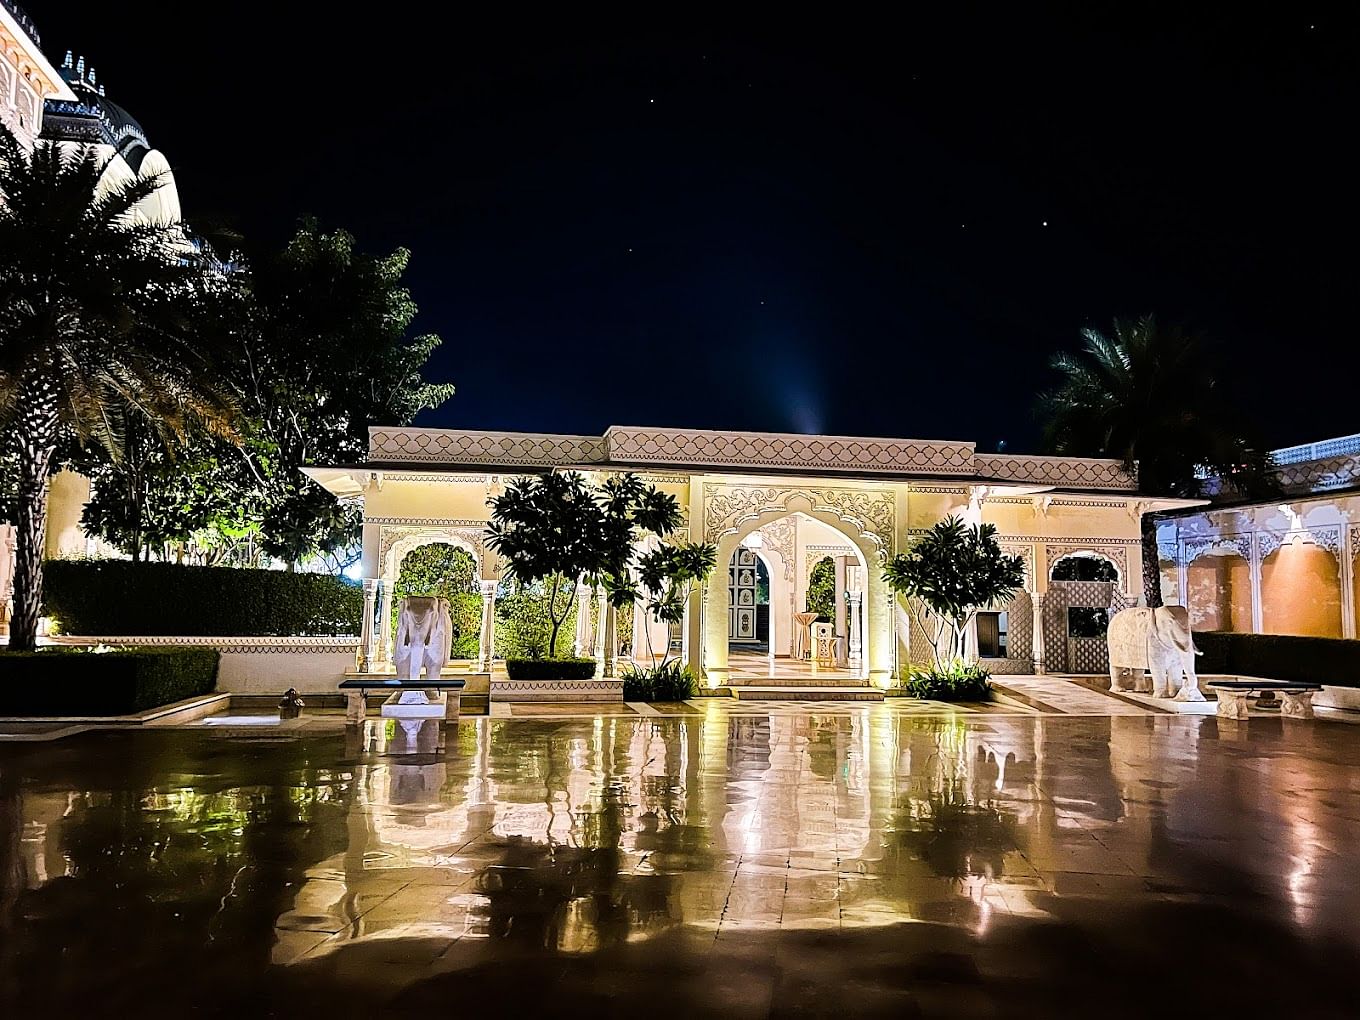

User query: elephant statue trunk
[1106,605,1204,701]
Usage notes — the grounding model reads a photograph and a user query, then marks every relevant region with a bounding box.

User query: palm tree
[0,128,235,650]
[1037,315,1270,607]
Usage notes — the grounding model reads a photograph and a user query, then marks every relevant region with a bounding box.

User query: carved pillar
[1031,591,1046,675]
[604,604,617,677]
[1340,515,1356,640]
[477,579,497,672]
[358,578,379,673]
[378,583,395,670]
[1249,533,1265,634]
[594,587,608,674]
[686,586,703,678]
[834,555,850,666]
[847,590,863,659]
[574,581,593,657]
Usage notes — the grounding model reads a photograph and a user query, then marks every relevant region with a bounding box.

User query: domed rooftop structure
[40,51,180,224]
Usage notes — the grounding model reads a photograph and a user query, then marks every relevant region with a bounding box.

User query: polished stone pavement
[2,702,1359,1017]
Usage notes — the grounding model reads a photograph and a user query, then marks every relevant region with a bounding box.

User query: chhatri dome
[39,50,181,226]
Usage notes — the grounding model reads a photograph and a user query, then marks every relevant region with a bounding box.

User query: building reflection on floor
[2,704,1359,1015]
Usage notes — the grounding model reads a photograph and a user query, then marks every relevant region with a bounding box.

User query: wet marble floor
[1,703,1359,1017]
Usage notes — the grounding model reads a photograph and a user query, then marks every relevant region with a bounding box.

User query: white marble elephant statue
[392,596,453,682]
[1106,605,1204,701]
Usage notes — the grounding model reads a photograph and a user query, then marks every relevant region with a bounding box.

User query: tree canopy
[1036,315,1274,604]
[884,517,1025,669]
[72,219,454,567]
[0,129,237,648]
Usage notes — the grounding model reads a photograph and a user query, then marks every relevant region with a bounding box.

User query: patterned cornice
[997,534,1140,546]
[368,517,486,527]
[608,426,975,475]
[50,636,360,653]
[907,485,968,495]
[369,428,608,466]
[1274,454,1360,495]
[975,452,1136,491]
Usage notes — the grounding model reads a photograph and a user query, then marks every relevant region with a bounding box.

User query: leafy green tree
[0,129,235,649]
[806,556,836,621]
[75,219,454,567]
[1037,315,1274,606]
[884,517,1025,669]
[487,471,712,659]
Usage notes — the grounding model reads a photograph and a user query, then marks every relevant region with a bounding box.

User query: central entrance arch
[699,493,892,687]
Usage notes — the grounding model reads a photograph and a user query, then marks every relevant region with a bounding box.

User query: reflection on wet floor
[2,703,1360,1017]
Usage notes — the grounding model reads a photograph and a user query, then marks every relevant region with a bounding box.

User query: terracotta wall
[1260,545,1342,638]
[1186,555,1253,632]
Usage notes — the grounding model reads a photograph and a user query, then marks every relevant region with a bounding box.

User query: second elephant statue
[1105,604,1204,701]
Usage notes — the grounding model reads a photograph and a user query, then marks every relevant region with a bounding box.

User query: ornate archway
[700,487,893,686]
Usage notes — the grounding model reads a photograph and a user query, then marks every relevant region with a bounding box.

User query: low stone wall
[49,635,359,695]
[490,678,625,703]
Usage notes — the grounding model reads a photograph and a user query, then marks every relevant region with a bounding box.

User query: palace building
[305,426,1197,691]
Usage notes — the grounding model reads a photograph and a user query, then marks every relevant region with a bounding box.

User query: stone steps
[729,676,871,688]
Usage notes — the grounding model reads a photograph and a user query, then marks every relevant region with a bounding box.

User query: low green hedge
[43,560,361,637]
[621,661,696,701]
[505,657,598,681]
[0,646,219,716]
[892,661,993,701]
[1195,632,1360,687]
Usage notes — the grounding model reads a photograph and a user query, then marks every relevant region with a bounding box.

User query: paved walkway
[991,675,1157,715]
[3,709,1359,1016]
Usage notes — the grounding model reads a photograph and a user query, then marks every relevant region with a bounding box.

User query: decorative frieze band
[370,428,608,466]
[975,452,1137,490]
[609,426,975,476]
[48,636,360,653]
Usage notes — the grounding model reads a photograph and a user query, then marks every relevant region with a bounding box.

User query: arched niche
[381,528,483,587]
[1261,541,1342,637]
[1184,549,1252,632]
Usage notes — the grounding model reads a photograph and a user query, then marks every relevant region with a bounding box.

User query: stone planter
[489,678,625,703]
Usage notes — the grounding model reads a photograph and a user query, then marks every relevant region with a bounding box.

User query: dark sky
[32,5,1359,451]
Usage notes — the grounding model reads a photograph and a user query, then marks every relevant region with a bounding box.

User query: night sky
[32,6,1359,451]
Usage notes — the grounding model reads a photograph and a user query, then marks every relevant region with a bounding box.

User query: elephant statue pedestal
[1106,605,1205,701]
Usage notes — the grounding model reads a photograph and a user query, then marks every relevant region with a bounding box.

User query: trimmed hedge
[621,661,696,701]
[0,646,219,716]
[43,560,361,637]
[505,657,598,681]
[1195,632,1360,688]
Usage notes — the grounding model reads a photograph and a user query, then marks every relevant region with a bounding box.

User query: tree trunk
[1141,513,1164,609]
[9,403,57,652]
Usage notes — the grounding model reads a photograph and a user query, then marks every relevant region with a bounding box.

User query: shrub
[1194,632,1360,688]
[504,657,598,681]
[495,587,578,660]
[898,660,993,701]
[0,646,219,715]
[42,560,361,637]
[621,660,697,702]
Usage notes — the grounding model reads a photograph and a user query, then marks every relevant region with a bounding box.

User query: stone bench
[339,677,466,723]
[1207,680,1322,720]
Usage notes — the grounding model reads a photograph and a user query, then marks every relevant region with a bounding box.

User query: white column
[594,587,608,676]
[358,578,379,673]
[1250,534,1265,634]
[1340,515,1356,640]
[1031,592,1046,675]
[378,582,395,670]
[834,555,850,666]
[604,604,617,677]
[574,581,592,656]
[847,589,863,657]
[477,579,497,672]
